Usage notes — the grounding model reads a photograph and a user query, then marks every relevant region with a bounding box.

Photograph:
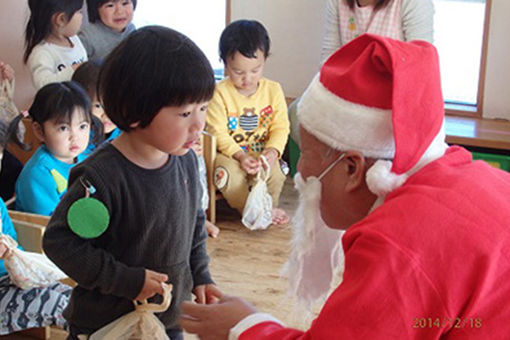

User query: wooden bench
[444,115,510,151]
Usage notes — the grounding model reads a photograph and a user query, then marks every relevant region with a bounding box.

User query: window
[133,0,227,79]
[433,0,488,113]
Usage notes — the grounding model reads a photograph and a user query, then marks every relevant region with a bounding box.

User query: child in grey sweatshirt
[43,26,221,340]
[79,0,137,63]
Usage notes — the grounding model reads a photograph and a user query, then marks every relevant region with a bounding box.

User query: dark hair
[24,0,84,63]
[219,20,270,65]
[72,61,101,99]
[345,0,392,10]
[29,82,103,143]
[98,25,215,132]
[86,0,137,23]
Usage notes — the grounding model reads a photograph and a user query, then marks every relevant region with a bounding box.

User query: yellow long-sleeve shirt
[206,77,290,158]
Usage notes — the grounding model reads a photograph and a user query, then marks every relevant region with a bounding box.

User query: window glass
[133,0,226,79]
[433,0,486,107]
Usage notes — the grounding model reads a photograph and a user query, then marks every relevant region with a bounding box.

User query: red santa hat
[298,34,448,196]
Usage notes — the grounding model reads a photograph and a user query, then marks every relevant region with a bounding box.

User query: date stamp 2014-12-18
[412,317,482,329]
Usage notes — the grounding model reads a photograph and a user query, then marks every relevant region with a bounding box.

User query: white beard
[281,172,345,311]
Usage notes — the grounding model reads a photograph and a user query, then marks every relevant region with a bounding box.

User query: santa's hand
[180,295,257,340]
[193,283,223,304]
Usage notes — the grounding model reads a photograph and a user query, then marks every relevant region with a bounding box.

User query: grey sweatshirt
[78,21,136,63]
[42,144,213,334]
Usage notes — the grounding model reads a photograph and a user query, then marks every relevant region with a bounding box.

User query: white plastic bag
[88,283,173,340]
[0,78,25,172]
[0,78,19,125]
[0,234,67,289]
[242,155,273,230]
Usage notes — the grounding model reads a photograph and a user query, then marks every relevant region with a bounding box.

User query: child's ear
[32,121,45,143]
[52,12,68,29]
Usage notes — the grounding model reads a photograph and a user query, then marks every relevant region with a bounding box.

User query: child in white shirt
[24,0,87,90]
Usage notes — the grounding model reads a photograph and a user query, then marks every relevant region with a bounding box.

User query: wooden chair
[8,209,50,230]
[202,131,218,224]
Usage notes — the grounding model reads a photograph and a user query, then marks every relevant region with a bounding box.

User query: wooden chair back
[202,131,218,223]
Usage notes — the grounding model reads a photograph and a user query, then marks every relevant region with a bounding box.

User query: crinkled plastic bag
[242,155,273,230]
[0,234,67,290]
[0,78,25,172]
[88,283,173,340]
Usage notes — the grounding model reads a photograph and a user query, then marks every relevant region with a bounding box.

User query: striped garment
[0,275,71,335]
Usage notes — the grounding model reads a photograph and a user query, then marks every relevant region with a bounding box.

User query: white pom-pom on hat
[366,160,409,197]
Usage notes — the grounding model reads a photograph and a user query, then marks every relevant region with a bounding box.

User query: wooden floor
[2,178,315,339]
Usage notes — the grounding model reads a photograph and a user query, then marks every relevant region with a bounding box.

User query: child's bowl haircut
[219,20,271,65]
[98,25,216,132]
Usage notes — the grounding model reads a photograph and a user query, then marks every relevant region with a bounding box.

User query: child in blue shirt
[72,61,121,155]
[15,82,101,215]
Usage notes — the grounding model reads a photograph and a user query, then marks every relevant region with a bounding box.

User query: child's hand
[261,148,279,169]
[71,62,84,71]
[193,283,223,304]
[135,269,168,301]
[235,152,260,175]
[0,61,15,82]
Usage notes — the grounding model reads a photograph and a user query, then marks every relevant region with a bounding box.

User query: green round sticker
[67,197,110,239]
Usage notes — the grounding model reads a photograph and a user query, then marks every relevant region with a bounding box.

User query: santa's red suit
[235,146,510,339]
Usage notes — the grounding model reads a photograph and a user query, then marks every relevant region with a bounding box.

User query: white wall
[483,0,510,120]
[232,0,510,120]
[231,0,327,98]
[0,1,35,111]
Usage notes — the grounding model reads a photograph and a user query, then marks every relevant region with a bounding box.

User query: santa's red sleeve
[230,229,449,340]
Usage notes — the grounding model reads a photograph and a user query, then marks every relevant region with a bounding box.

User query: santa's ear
[343,150,367,192]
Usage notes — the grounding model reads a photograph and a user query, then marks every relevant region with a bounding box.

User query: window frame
[443,0,491,118]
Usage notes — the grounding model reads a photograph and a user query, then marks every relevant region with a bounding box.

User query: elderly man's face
[297,126,375,229]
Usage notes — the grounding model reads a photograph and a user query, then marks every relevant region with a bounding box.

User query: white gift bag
[0,234,67,290]
[242,155,273,230]
[88,283,173,340]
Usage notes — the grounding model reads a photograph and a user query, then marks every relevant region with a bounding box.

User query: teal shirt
[83,128,121,157]
[0,199,20,276]
[15,145,86,216]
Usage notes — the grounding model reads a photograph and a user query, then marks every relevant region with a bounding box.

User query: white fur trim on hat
[366,160,409,197]
[297,74,395,159]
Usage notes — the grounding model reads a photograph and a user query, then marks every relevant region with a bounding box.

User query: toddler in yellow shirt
[206,20,290,225]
